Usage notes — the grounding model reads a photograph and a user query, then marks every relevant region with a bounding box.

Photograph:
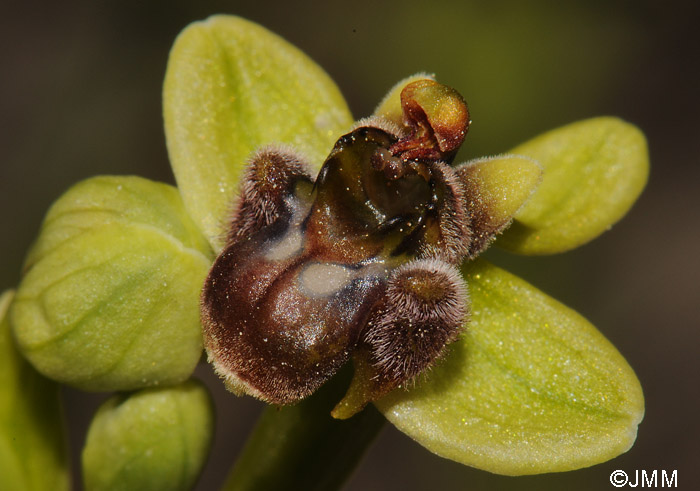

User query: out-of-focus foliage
[0,291,69,491]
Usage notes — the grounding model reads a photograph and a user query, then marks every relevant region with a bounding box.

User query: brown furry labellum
[201,79,515,414]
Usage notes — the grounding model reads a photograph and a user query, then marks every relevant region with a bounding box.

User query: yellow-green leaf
[0,291,69,491]
[82,380,214,491]
[376,259,644,475]
[164,15,353,250]
[497,117,649,254]
[11,176,212,392]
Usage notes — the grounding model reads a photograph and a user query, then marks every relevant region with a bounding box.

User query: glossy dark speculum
[202,79,483,409]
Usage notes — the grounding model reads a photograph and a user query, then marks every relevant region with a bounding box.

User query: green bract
[82,380,214,491]
[164,15,353,250]
[11,176,212,391]
[0,290,69,491]
[498,117,649,254]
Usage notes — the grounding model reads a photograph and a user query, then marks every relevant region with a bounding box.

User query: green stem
[222,367,386,491]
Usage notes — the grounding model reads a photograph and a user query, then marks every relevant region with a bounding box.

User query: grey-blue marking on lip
[298,262,354,297]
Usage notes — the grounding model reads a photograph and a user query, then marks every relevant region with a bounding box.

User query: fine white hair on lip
[351,116,404,139]
[299,262,354,297]
[361,256,469,386]
[387,257,469,328]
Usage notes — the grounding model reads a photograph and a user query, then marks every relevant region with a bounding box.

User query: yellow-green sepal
[373,72,435,125]
[82,380,214,491]
[0,291,69,491]
[11,176,212,392]
[375,259,644,475]
[497,117,649,254]
[164,15,353,250]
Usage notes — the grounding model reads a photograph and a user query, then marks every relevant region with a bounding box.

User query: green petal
[82,380,214,491]
[11,176,212,392]
[497,117,649,254]
[376,259,644,475]
[0,291,69,491]
[457,155,542,256]
[164,15,353,250]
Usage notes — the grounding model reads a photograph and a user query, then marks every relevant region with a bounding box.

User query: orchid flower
[3,15,647,490]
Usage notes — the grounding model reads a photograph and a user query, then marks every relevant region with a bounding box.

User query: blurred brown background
[2,1,698,489]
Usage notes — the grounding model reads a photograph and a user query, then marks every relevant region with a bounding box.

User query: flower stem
[222,366,385,490]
